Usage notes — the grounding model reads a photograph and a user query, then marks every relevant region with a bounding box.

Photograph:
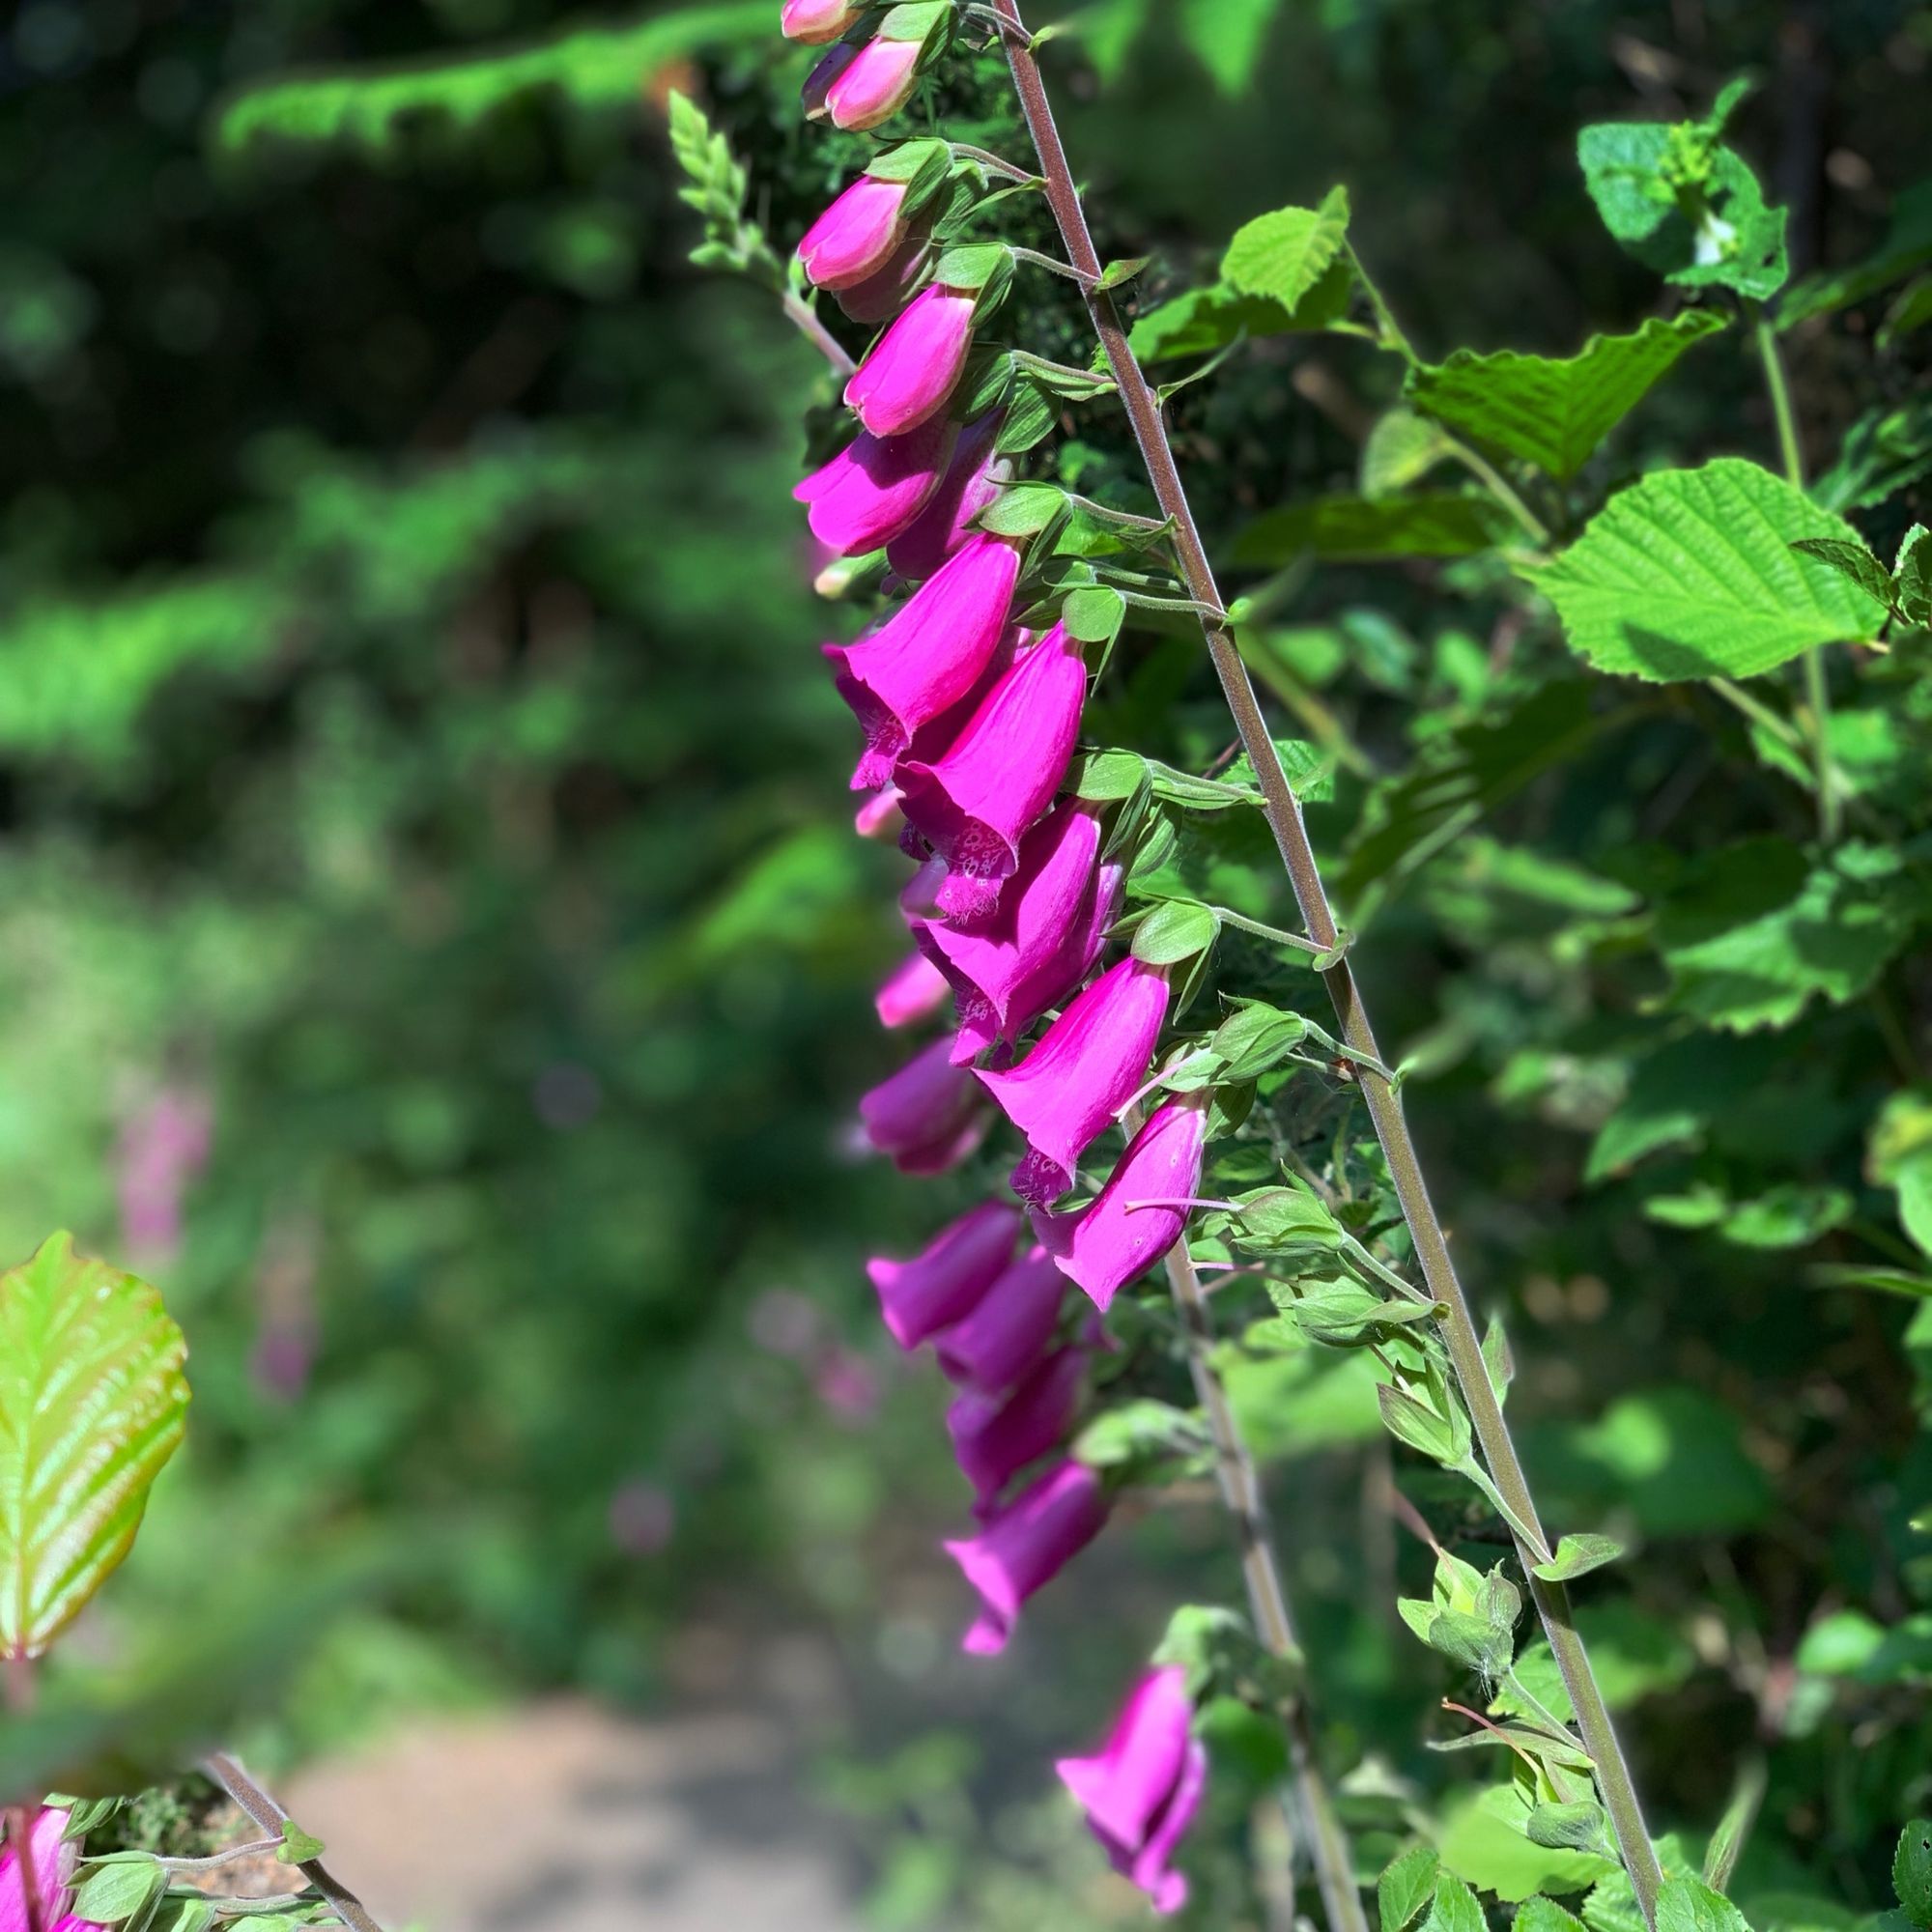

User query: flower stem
[992,9,1663,1922]
[203,1752,385,1932]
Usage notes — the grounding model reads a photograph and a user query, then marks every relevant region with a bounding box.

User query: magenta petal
[837,231,933,325]
[797,415,959,557]
[941,1459,1107,1655]
[867,1200,1022,1350]
[801,41,859,117]
[1,1807,76,1932]
[888,409,1010,580]
[845,285,976,437]
[975,957,1171,1204]
[1055,1666,1195,1850]
[797,175,910,289]
[823,533,1020,788]
[860,1037,986,1175]
[854,786,904,839]
[875,950,953,1029]
[1031,1095,1209,1310]
[1130,1739,1208,1914]
[896,623,1089,923]
[825,34,923,131]
[931,1244,1066,1389]
[781,0,865,43]
[947,1346,1084,1511]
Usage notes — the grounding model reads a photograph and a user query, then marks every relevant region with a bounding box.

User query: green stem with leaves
[990,8,1665,1922]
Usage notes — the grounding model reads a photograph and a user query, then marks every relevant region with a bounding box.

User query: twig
[201,1754,384,1932]
[4,1661,45,1932]
[991,6,1665,1921]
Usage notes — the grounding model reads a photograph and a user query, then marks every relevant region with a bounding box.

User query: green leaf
[1128,266,1355,361]
[0,1233,189,1659]
[1094,256,1151,292]
[1533,1533,1627,1583]
[1067,748,1149,802]
[277,1820,327,1864]
[1441,1784,1615,1901]
[1380,1849,1442,1932]
[1788,536,1898,615]
[1518,1903,1589,1932]
[1528,1804,1615,1857]
[1897,524,1932,628]
[1407,312,1726,480]
[1897,1821,1932,1929]
[1235,494,1510,566]
[1651,838,1930,1032]
[1061,585,1127,645]
[1223,1186,1347,1254]
[1378,1383,1463,1464]
[1222,187,1351,309]
[1178,0,1284,94]
[1814,397,1932,512]
[1521,458,1888,681]
[1208,1001,1309,1081]
[1426,1872,1490,1932]
[71,1856,166,1926]
[1362,408,1457,498]
[975,482,1065,538]
[1782,182,1932,326]
[1656,1875,1754,1932]
[1130,898,1220,965]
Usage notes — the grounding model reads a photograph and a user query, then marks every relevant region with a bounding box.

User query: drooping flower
[942,1458,1108,1655]
[821,32,923,131]
[845,284,977,437]
[860,1037,987,1175]
[795,414,958,557]
[914,800,1122,1065]
[875,949,953,1029]
[824,532,1021,788]
[896,623,1090,924]
[837,231,932,325]
[781,0,866,44]
[1057,1666,1208,1915]
[798,174,913,290]
[1033,1094,1209,1310]
[947,1346,1085,1513]
[800,41,859,117]
[867,1199,1022,1349]
[888,409,1010,580]
[932,1243,1066,1390]
[117,1084,213,1262]
[976,957,1171,1204]
[1,1807,79,1932]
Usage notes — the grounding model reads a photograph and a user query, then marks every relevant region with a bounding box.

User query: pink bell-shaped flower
[845,284,977,437]
[931,1243,1066,1390]
[837,231,932,325]
[824,532,1021,789]
[860,1036,987,1176]
[888,409,1010,580]
[875,950,953,1029]
[895,622,1090,924]
[1032,1094,1209,1310]
[947,1346,1085,1514]
[975,957,1171,1204]
[942,1458,1107,1655]
[781,0,866,44]
[797,174,913,290]
[1,1807,80,1932]
[795,414,959,558]
[1057,1665,1208,1915]
[867,1199,1022,1350]
[821,32,923,131]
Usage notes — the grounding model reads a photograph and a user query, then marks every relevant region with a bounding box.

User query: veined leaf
[1406,311,1726,479]
[1178,0,1284,95]
[1223,186,1351,310]
[1129,258,1356,361]
[1234,493,1510,566]
[1520,458,1887,681]
[0,1233,189,1659]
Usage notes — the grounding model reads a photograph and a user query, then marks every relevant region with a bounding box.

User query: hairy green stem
[992,8,1664,1920]
[1755,316,1838,843]
[203,1753,384,1932]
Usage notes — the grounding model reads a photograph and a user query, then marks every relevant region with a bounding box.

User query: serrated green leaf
[1521,458,1887,681]
[1788,536,1898,614]
[1407,311,1725,480]
[1128,256,1356,361]
[1896,524,1932,628]
[0,1233,189,1659]
[1235,494,1510,566]
[1427,1871,1490,1932]
[1533,1533,1627,1582]
[1897,1820,1932,1928]
[1518,1900,1589,1932]
[1380,1849,1442,1932]
[1223,186,1351,309]
[1656,1875,1754,1932]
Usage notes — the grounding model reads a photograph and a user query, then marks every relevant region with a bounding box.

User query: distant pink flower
[860,1037,987,1175]
[943,1458,1108,1655]
[854,787,905,839]
[976,957,1171,1204]
[888,410,1010,580]
[1033,1095,1209,1311]
[795,414,957,557]
[798,174,913,289]
[896,623,1089,924]
[845,285,977,437]
[932,1244,1067,1390]
[867,1199,1021,1349]
[814,1346,882,1426]
[822,33,923,131]
[825,532,1020,788]
[948,1347,1085,1513]
[1057,1666,1207,1915]
[117,1083,213,1262]
[875,950,953,1029]
[609,1481,676,1556]
[781,0,865,43]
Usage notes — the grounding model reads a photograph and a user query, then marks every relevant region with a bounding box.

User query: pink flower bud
[855,786,905,839]
[1057,1666,1207,1915]
[795,414,958,558]
[1032,1095,1209,1311]
[932,1243,1066,1390]
[837,232,933,325]
[976,957,1171,1204]
[875,949,953,1029]
[860,1037,987,1175]
[823,33,923,131]
[845,284,977,437]
[888,409,1010,579]
[948,1346,1085,1514]
[781,0,866,44]
[942,1458,1108,1655]
[800,41,859,117]
[824,531,1020,789]
[867,1200,1023,1349]
[798,175,913,290]
[896,623,1090,924]
[914,800,1122,1065]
